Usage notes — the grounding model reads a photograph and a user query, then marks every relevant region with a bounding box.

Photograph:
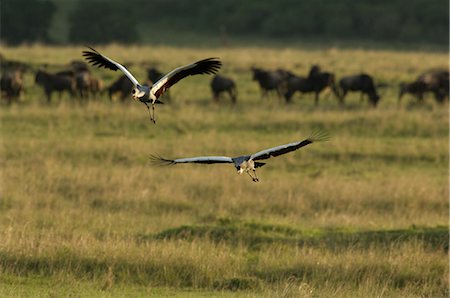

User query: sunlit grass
[0,45,448,296]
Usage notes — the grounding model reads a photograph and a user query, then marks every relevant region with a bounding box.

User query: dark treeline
[1,0,448,46]
[2,0,57,44]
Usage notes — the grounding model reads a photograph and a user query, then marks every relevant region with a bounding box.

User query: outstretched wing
[151,58,221,99]
[250,130,330,161]
[82,47,140,86]
[150,154,233,166]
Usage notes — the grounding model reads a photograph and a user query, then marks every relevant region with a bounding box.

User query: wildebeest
[210,74,237,104]
[284,75,311,103]
[251,67,289,100]
[35,69,76,103]
[0,56,29,73]
[338,73,380,106]
[74,71,92,98]
[70,60,89,72]
[89,76,104,96]
[284,65,339,104]
[108,74,134,101]
[398,70,449,104]
[147,67,164,83]
[1,70,24,104]
[73,71,104,98]
[398,81,427,102]
[58,62,104,99]
[417,69,449,103]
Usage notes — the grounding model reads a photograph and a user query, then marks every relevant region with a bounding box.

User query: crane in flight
[82,47,221,123]
[150,130,329,182]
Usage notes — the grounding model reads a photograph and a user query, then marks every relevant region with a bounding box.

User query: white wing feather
[174,156,233,163]
[150,63,195,96]
[101,55,140,87]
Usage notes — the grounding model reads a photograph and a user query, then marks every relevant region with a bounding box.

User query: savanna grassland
[0,45,448,297]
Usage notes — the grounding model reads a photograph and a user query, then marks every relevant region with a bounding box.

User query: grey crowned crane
[82,47,221,123]
[150,130,329,182]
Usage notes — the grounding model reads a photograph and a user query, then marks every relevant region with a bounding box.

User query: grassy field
[0,45,448,297]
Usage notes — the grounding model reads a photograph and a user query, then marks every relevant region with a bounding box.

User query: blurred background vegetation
[2,0,448,48]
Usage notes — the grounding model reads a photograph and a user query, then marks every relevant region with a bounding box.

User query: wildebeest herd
[1,53,448,108]
[251,64,448,106]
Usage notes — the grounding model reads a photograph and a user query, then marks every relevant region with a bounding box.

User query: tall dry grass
[0,45,448,296]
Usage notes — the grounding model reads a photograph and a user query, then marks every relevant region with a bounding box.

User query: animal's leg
[314,92,319,105]
[276,87,282,101]
[418,92,424,102]
[213,91,219,103]
[285,89,295,103]
[5,95,12,105]
[340,90,347,105]
[226,90,234,103]
[261,89,268,100]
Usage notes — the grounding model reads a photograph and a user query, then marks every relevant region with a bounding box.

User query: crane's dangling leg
[143,102,156,124]
[144,102,153,123]
[253,170,259,182]
[151,103,156,124]
[247,171,258,182]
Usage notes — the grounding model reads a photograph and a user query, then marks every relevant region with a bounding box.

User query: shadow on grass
[0,221,447,292]
[148,219,448,251]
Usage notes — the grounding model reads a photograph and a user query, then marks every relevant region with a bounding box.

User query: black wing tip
[197,57,222,75]
[308,130,331,143]
[149,154,175,166]
[81,47,119,71]
[81,46,99,56]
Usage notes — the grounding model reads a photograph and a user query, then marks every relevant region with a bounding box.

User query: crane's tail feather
[308,129,331,143]
[149,154,175,166]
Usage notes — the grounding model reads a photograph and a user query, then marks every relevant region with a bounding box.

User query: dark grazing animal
[108,74,134,101]
[74,71,91,98]
[251,67,289,100]
[73,71,103,98]
[306,66,339,105]
[0,56,29,73]
[284,75,311,103]
[284,65,339,104]
[89,76,104,96]
[62,62,104,98]
[147,67,164,83]
[338,73,380,106]
[398,81,427,102]
[210,74,237,104]
[398,70,449,104]
[70,60,89,72]
[417,69,449,103]
[1,70,24,104]
[35,69,76,103]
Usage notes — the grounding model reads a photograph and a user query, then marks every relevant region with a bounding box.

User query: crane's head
[237,166,244,175]
[236,160,255,174]
[132,87,146,100]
